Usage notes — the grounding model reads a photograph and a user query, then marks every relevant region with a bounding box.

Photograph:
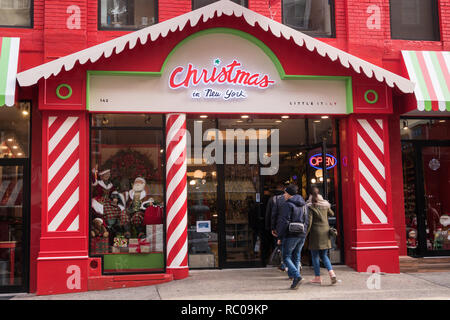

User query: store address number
[100,98,109,103]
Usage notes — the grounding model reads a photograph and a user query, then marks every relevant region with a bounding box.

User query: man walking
[275,184,307,290]
[269,183,287,272]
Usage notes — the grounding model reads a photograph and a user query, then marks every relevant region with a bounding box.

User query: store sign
[88,33,348,114]
[168,59,275,100]
[309,154,337,170]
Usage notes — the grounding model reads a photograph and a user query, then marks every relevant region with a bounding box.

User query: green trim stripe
[0,37,11,107]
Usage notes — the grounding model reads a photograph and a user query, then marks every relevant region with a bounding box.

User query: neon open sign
[309,154,338,170]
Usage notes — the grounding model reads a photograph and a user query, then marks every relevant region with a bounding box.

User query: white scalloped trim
[16,0,414,93]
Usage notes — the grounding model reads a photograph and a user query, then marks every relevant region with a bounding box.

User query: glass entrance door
[0,160,29,292]
[420,145,450,254]
[223,163,262,267]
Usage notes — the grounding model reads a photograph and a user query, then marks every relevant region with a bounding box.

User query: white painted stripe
[166,154,187,201]
[166,182,187,230]
[166,133,186,169]
[361,209,372,224]
[402,51,425,107]
[423,51,447,111]
[48,160,79,211]
[360,184,387,224]
[0,180,10,202]
[357,134,385,179]
[375,119,383,129]
[37,256,89,261]
[48,132,79,182]
[66,215,79,231]
[48,116,57,128]
[5,37,20,107]
[166,266,189,269]
[167,208,188,259]
[358,159,386,204]
[6,179,22,206]
[358,119,384,153]
[48,117,78,155]
[351,246,399,250]
[170,237,188,267]
[48,187,79,231]
[166,115,186,147]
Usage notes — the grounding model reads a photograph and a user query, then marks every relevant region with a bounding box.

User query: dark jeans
[282,236,306,279]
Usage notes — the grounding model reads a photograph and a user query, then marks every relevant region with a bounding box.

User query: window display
[90,114,165,274]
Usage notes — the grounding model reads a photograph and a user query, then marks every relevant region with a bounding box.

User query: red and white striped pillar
[347,115,399,273]
[165,113,189,279]
[37,111,89,295]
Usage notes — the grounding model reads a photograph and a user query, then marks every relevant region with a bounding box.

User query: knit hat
[284,184,298,196]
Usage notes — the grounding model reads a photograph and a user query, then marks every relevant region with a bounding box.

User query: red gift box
[144,205,163,225]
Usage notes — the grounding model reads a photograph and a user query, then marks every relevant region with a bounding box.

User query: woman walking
[306,187,337,285]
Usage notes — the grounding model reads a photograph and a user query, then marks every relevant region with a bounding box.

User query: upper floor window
[99,0,157,30]
[192,0,247,10]
[0,0,32,27]
[282,0,334,37]
[390,0,440,41]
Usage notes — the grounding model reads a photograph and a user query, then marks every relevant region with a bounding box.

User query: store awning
[0,37,20,107]
[402,50,450,112]
[16,0,414,94]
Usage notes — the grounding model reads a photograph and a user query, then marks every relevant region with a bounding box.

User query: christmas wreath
[103,149,160,191]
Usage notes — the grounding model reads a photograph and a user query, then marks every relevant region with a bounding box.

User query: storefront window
[0,0,32,27]
[186,118,219,268]
[99,0,157,30]
[308,117,335,145]
[390,0,440,41]
[400,119,450,141]
[0,102,30,159]
[192,0,247,10]
[90,114,165,274]
[186,116,342,268]
[0,102,30,291]
[282,0,334,37]
[401,118,450,256]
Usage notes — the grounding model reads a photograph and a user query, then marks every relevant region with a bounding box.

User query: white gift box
[146,224,164,252]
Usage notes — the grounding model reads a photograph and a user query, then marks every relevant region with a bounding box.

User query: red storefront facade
[0,0,449,295]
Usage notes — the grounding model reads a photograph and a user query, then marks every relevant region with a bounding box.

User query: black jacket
[275,194,307,239]
[265,191,284,231]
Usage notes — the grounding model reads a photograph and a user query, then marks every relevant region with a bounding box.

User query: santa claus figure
[91,168,115,217]
[125,177,153,237]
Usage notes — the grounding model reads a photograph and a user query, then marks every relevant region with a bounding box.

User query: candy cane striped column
[47,115,81,232]
[349,116,399,273]
[37,112,89,295]
[356,118,388,225]
[165,113,189,280]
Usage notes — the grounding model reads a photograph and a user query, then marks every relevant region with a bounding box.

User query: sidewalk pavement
[6,265,450,300]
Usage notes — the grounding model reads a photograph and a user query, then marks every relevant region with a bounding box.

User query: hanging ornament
[429,158,440,171]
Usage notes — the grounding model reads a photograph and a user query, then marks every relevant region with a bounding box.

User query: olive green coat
[306,205,335,250]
